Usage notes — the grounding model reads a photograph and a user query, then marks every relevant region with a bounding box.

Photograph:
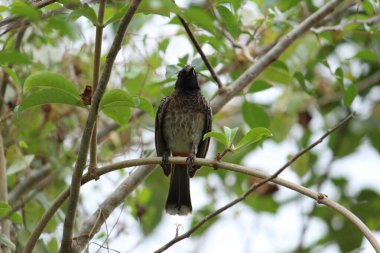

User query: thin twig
[177,15,224,92]
[153,112,356,253]
[311,15,380,33]
[89,0,106,178]
[59,1,142,252]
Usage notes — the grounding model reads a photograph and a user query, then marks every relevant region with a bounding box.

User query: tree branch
[210,0,344,114]
[89,0,106,177]
[311,15,380,33]
[177,15,224,91]
[0,130,11,253]
[59,1,142,252]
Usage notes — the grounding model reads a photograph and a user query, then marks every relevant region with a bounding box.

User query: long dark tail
[165,164,192,215]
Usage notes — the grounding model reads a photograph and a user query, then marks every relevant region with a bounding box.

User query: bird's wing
[196,100,212,159]
[155,96,170,157]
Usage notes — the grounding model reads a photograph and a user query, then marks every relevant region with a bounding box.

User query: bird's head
[175,65,199,91]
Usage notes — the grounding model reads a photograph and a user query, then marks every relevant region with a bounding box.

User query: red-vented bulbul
[155,65,212,215]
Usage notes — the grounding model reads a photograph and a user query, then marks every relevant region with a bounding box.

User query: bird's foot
[187,154,196,177]
[162,151,171,176]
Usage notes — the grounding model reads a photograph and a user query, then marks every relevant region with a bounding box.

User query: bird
[155,65,212,215]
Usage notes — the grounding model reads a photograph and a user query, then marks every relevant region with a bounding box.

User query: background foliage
[0,0,380,252]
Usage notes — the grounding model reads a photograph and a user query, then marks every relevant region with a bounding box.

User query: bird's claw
[162,151,171,176]
[187,154,196,177]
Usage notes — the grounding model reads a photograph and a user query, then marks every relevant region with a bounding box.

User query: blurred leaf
[7,155,34,175]
[216,5,240,38]
[335,67,344,88]
[354,50,379,62]
[343,83,357,107]
[183,7,215,35]
[289,152,309,177]
[245,195,279,213]
[294,71,315,95]
[131,96,154,116]
[0,202,11,216]
[0,50,31,66]
[248,80,272,93]
[139,0,180,17]
[10,0,40,22]
[242,101,270,128]
[204,131,228,147]
[104,5,128,25]
[69,4,97,25]
[0,233,16,251]
[235,127,272,152]
[165,65,180,79]
[16,88,83,113]
[100,89,134,125]
[17,72,82,112]
[3,66,20,86]
[23,71,78,95]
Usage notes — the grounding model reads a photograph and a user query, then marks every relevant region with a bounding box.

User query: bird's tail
[165,164,192,215]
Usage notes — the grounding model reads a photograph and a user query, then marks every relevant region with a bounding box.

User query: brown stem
[89,0,106,178]
[177,15,224,91]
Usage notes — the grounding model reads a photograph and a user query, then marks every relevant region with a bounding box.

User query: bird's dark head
[175,65,199,91]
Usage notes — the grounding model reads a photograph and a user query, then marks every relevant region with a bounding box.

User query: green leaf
[10,1,40,22]
[216,5,239,38]
[335,67,344,88]
[294,71,315,95]
[248,80,272,93]
[69,4,97,25]
[131,96,154,116]
[343,83,357,107]
[7,155,34,175]
[104,5,128,26]
[223,126,238,147]
[23,71,79,96]
[235,127,272,152]
[289,153,309,177]
[0,50,31,66]
[0,200,21,224]
[3,67,20,87]
[16,88,82,113]
[272,60,289,72]
[100,89,135,125]
[138,0,180,17]
[0,233,16,251]
[165,65,180,79]
[183,7,215,35]
[354,50,379,62]
[242,101,270,128]
[203,131,228,147]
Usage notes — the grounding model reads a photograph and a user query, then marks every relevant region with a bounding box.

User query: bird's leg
[162,151,171,176]
[186,153,195,173]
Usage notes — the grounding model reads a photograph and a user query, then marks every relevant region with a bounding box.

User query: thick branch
[59,1,142,252]
[211,0,344,113]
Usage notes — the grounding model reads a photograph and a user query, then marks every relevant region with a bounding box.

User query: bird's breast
[163,104,205,155]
